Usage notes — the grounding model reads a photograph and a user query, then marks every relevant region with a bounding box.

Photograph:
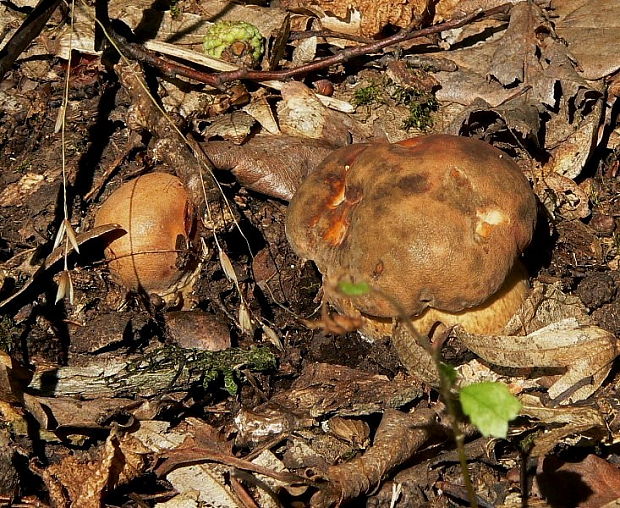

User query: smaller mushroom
[94,172,199,295]
[286,135,538,383]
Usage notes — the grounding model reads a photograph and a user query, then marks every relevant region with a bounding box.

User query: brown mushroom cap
[94,172,197,293]
[286,135,537,318]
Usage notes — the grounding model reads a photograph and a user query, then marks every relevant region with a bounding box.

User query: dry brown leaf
[33,429,149,507]
[201,134,335,201]
[242,92,281,135]
[536,454,620,507]
[434,0,526,23]
[433,1,604,177]
[503,282,592,335]
[310,408,436,507]
[280,0,431,37]
[327,416,370,448]
[201,111,256,145]
[234,363,422,445]
[489,3,546,87]
[291,35,318,66]
[554,0,620,80]
[457,319,617,402]
[133,419,243,506]
[544,96,604,178]
[534,171,591,220]
[268,363,423,418]
[520,394,608,457]
[21,394,141,431]
[277,81,367,145]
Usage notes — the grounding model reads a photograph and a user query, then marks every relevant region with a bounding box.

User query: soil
[1,1,620,507]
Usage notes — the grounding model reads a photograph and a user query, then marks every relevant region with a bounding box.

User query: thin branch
[112,4,514,88]
[0,0,63,81]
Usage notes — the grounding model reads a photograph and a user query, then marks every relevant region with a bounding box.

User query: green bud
[203,20,264,65]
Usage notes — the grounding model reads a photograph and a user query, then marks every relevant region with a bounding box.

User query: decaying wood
[28,346,275,399]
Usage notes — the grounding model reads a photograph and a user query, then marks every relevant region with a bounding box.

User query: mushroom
[286,135,538,381]
[94,172,199,295]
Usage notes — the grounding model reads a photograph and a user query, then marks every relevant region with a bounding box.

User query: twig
[111,5,513,88]
[0,0,63,81]
[289,29,374,45]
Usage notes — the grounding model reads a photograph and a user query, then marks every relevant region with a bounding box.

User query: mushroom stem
[410,260,530,336]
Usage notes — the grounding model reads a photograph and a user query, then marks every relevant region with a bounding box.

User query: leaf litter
[0,0,620,505]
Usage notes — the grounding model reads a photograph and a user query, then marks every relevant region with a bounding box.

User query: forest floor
[1,0,620,506]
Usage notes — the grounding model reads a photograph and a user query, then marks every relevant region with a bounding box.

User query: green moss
[353,76,438,131]
[353,83,382,106]
[391,86,438,131]
[169,0,181,19]
[0,316,19,354]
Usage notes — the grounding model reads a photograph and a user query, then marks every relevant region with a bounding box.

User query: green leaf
[337,280,371,296]
[439,362,457,387]
[459,382,521,438]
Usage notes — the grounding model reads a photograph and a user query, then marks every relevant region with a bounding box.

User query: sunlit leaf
[459,382,521,438]
[53,219,67,250]
[239,303,254,335]
[55,270,74,304]
[64,219,80,254]
[262,324,283,350]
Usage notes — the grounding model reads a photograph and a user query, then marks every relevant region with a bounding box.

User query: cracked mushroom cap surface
[286,134,537,318]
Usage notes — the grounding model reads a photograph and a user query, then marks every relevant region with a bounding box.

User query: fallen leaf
[536,454,620,507]
[457,319,617,402]
[554,0,620,80]
[32,429,150,507]
[520,394,608,457]
[201,134,335,201]
[234,363,422,445]
[280,0,431,37]
[311,408,436,506]
[200,111,255,145]
[277,81,367,145]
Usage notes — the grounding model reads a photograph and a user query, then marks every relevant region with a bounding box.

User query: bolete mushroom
[286,135,538,381]
[94,172,199,295]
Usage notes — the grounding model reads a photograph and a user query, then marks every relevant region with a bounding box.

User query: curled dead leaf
[520,394,608,457]
[534,171,591,220]
[280,0,432,37]
[456,319,618,403]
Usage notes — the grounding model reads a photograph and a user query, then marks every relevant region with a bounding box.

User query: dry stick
[114,4,512,88]
[289,29,374,44]
[0,0,63,81]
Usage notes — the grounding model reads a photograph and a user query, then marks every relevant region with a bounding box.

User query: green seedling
[337,278,522,507]
[460,381,522,438]
[352,83,382,106]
